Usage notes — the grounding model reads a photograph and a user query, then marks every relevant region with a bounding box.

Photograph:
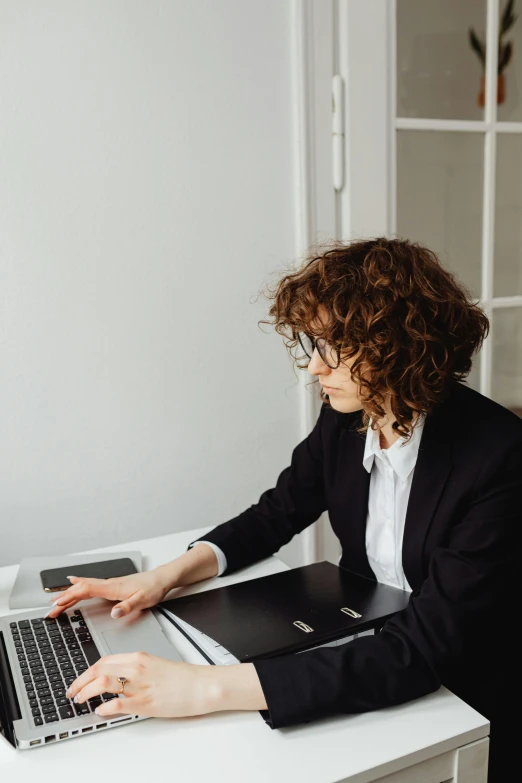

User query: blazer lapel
[337,422,375,580]
[402,402,454,589]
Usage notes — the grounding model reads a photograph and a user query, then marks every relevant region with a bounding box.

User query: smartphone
[40,557,138,593]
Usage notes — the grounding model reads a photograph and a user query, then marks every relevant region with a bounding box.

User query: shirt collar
[362,415,425,481]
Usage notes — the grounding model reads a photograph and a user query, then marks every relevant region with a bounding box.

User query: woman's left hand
[66,652,211,719]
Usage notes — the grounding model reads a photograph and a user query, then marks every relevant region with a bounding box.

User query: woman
[49,238,521,782]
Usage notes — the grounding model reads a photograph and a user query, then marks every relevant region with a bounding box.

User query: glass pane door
[395,0,522,416]
[397,130,484,298]
[397,0,487,120]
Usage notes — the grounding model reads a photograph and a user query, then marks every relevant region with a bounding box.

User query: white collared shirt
[362,418,425,592]
[197,417,425,593]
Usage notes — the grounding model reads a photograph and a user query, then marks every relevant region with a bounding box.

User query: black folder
[159,561,410,662]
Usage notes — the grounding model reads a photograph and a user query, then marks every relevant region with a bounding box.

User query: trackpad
[102,627,182,662]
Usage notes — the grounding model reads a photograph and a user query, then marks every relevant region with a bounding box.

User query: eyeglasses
[297,332,340,369]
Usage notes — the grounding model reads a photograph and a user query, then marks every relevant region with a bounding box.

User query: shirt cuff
[191,541,228,576]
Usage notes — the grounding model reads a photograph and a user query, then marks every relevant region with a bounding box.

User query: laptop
[0,598,182,749]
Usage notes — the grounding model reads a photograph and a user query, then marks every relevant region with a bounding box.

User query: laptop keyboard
[9,610,118,727]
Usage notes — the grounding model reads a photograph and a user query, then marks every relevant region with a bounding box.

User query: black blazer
[192,382,522,775]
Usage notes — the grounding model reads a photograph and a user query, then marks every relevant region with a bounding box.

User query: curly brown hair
[264,237,489,439]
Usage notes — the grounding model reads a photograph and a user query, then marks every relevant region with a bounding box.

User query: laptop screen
[0,631,17,747]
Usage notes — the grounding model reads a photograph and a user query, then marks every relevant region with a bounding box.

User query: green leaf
[469,27,486,66]
[500,0,517,36]
[498,40,513,72]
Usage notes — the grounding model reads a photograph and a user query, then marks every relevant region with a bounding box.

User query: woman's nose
[308,349,331,377]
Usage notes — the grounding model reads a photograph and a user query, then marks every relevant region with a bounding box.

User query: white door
[337,0,522,417]
[316,0,522,565]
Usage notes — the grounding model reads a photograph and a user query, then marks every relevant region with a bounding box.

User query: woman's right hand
[45,543,221,620]
[45,568,173,620]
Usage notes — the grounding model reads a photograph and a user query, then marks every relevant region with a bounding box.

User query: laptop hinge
[0,630,22,747]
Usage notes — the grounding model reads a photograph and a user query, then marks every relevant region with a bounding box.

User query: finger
[44,587,74,609]
[45,600,78,618]
[66,655,137,699]
[74,675,134,705]
[45,599,78,617]
[47,586,85,609]
[55,577,115,603]
[111,590,143,618]
[47,580,110,615]
[46,589,69,603]
[48,577,83,603]
[94,696,137,718]
[44,591,68,612]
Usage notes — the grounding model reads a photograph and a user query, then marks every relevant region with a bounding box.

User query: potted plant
[469,0,517,106]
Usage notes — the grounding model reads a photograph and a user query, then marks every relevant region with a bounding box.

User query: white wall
[0,0,304,566]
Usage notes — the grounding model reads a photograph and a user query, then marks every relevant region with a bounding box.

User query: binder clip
[293,620,314,633]
[341,607,362,619]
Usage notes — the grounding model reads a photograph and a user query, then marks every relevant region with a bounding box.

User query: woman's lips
[322,385,339,393]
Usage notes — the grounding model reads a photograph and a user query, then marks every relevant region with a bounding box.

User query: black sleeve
[253,437,522,727]
[189,405,328,574]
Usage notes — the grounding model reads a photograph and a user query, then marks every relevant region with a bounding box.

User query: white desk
[0,528,489,783]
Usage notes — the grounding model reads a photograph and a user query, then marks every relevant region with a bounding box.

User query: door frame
[284,0,337,567]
